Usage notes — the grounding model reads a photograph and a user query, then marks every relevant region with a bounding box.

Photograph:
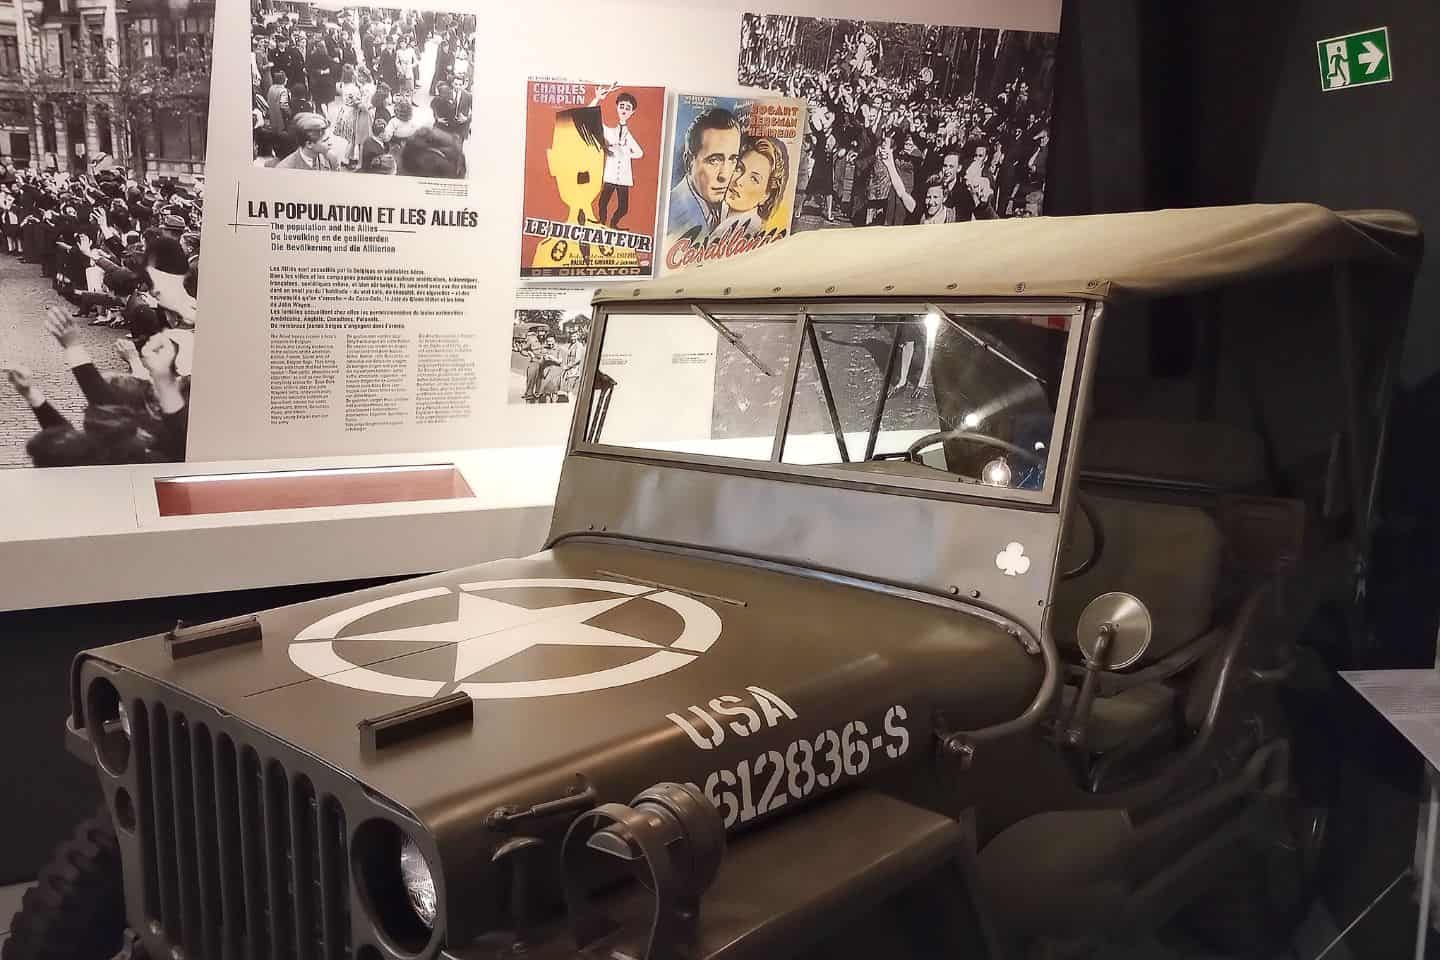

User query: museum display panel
[0,0,1063,610]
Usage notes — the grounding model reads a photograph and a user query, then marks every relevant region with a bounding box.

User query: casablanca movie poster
[661,93,805,276]
[519,80,666,281]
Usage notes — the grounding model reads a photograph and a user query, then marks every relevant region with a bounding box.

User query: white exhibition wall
[0,0,1061,609]
[187,0,1064,463]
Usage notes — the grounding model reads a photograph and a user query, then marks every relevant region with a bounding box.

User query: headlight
[87,677,131,775]
[399,834,437,928]
[354,819,440,953]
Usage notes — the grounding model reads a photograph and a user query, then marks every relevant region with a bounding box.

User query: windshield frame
[569,298,1089,508]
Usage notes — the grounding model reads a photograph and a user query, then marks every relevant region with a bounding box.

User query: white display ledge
[0,447,564,613]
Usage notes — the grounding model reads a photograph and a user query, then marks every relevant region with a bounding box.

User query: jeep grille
[130,699,353,959]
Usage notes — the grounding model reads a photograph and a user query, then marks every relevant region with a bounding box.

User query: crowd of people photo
[250,5,475,178]
[738,14,1057,229]
[0,160,200,467]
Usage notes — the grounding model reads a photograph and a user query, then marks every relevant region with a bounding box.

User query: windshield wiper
[926,304,1045,387]
[691,305,776,377]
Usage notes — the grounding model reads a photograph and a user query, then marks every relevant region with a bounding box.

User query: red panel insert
[154,465,475,517]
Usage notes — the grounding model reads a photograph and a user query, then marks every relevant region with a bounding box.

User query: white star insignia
[340,591,661,682]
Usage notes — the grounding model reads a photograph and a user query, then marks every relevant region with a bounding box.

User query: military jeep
[14,204,1422,960]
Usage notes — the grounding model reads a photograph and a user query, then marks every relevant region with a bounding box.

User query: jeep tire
[2,808,125,960]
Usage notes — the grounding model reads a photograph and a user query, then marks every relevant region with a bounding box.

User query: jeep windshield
[579,302,1083,504]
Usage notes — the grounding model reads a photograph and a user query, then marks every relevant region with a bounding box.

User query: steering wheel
[902,431,1106,580]
[903,429,1044,469]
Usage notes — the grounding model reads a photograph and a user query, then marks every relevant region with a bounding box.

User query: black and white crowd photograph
[0,164,203,468]
[737,14,1057,231]
[0,2,211,469]
[251,4,476,179]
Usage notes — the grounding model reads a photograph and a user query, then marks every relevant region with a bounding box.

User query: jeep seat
[1055,682,1178,754]
[977,795,1251,943]
[1054,495,1223,668]
[977,741,1288,947]
[1050,496,1223,754]
[1081,418,1267,493]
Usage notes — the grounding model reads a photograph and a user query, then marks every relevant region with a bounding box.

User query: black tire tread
[2,808,125,960]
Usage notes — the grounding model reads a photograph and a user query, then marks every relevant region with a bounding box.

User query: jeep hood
[75,540,1040,941]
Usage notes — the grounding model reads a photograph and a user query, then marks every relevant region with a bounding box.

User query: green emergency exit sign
[1317,27,1392,91]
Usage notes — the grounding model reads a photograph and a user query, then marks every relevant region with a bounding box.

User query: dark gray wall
[1171,4,1438,947]
[1054,0,1436,378]
[1049,7,1434,952]
[1184,1,1438,382]
[1044,0,1146,215]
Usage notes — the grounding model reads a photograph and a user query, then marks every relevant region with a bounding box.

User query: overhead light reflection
[982,457,1013,487]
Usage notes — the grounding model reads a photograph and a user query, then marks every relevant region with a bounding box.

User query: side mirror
[1076,591,1153,670]
[1061,592,1152,750]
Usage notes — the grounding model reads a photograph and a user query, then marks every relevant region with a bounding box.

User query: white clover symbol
[995,542,1031,577]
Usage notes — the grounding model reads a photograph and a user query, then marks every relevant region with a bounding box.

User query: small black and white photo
[0,0,210,468]
[509,307,593,406]
[737,12,1057,231]
[250,4,476,179]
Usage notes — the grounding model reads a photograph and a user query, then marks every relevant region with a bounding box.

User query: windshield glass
[589,311,800,460]
[587,305,1079,501]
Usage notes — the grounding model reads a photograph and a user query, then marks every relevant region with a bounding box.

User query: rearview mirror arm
[1062,623,1115,750]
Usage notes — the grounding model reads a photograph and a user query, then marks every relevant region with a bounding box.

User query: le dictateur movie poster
[662,93,805,276]
[519,80,666,280]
